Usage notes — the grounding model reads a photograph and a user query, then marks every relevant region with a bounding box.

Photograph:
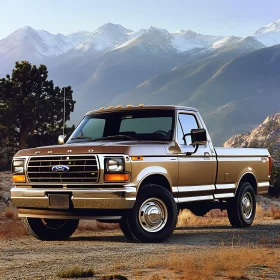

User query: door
[177,112,216,202]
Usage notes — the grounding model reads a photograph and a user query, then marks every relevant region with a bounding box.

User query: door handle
[204,152,210,159]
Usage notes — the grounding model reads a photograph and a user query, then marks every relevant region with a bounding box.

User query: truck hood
[14,141,169,157]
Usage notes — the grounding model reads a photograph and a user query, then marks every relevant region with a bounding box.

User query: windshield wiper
[100,135,137,140]
[70,136,93,140]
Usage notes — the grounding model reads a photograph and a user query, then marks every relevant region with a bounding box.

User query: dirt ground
[1,172,280,280]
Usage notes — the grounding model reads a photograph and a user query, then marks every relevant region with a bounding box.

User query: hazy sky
[0,0,279,38]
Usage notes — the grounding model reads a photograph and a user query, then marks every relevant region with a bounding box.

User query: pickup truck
[11,105,272,242]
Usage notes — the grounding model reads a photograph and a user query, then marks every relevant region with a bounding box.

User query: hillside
[224,112,280,167]
[111,44,280,145]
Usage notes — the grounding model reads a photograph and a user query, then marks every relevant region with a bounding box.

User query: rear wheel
[121,184,178,243]
[22,218,79,240]
[227,182,256,228]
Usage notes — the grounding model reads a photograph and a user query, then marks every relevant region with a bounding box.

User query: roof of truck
[86,105,198,115]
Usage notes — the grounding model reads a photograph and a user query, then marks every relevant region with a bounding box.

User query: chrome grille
[27,155,99,184]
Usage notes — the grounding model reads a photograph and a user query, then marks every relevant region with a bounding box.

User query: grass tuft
[269,207,280,219]
[145,246,278,280]
[57,266,95,278]
[177,209,227,227]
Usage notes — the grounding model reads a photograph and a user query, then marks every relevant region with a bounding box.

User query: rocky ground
[0,172,280,280]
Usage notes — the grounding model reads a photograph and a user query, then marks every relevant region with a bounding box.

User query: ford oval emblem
[52,165,70,173]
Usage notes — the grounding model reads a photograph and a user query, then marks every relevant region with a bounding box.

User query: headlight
[105,158,124,173]
[12,160,25,174]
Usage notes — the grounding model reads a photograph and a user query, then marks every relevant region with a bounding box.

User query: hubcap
[242,192,253,220]
[138,198,168,232]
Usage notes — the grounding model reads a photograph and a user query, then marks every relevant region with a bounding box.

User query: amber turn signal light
[12,175,26,183]
[104,173,130,182]
[131,156,143,161]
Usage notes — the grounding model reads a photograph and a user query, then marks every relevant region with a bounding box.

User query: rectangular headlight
[12,160,25,174]
[105,158,124,173]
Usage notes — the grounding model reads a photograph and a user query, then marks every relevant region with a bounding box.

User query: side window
[177,114,198,145]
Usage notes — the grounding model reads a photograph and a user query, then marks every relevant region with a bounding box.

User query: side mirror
[191,129,207,146]
[58,135,66,145]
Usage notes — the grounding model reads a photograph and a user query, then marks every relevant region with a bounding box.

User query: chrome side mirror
[58,135,66,145]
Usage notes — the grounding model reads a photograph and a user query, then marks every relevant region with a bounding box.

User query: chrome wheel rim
[138,198,168,233]
[242,192,253,220]
[41,219,67,230]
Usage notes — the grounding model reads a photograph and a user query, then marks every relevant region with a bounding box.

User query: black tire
[227,182,256,228]
[22,217,79,240]
[119,217,135,241]
[122,184,178,243]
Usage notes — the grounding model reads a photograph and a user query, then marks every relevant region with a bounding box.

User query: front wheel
[121,184,178,243]
[22,218,79,240]
[227,182,256,228]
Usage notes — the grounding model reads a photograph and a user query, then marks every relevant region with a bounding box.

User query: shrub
[57,266,95,278]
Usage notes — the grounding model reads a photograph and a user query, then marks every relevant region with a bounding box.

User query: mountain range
[1,20,280,145]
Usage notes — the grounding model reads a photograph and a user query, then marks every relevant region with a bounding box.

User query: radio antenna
[63,87,66,136]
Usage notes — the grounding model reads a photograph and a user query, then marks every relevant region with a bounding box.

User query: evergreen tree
[0,61,75,150]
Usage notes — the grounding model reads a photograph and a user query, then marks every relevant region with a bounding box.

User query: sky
[0,0,279,39]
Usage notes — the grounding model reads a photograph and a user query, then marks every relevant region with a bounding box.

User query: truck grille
[27,155,99,184]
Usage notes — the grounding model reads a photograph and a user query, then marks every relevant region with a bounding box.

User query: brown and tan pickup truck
[11,105,272,242]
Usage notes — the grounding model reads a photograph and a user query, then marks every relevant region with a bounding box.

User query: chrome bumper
[11,187,137,217]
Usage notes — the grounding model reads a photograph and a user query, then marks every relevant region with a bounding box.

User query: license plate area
[48,194,70,209]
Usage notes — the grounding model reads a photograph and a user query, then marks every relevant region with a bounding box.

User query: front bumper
[11,187,136,218]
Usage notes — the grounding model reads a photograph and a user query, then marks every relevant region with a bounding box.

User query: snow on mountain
[0,26,43,55]
[115,28,226,53]
[1,19,280,59]
[114,27,175,53]
[172,30,224,52]
[254,19,280,47]
[67,30,92,47]
[212,36,241,49]
[0,26,76,57]
[36,30,73,56]
[75,23,132,52]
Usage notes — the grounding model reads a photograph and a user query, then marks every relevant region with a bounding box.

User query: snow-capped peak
[95,22,132,34]
[255,19,280,36]
[0,26,78,56]
[254,18,280,47]
[75,23,132,52]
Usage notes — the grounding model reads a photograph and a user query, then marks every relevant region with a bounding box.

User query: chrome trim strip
[172,187,179,192]
[177,185,215,192]
[178,195,213,203]
[258,182,270,187]
[215,184,236,190]
[214,193,235,199]
[18,213,122,220]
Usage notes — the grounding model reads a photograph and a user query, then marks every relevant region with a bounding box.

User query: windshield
[68,110,175,143]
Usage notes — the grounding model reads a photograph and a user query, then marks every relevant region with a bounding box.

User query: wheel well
[239,173,257,194]
[139,174,171,193]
